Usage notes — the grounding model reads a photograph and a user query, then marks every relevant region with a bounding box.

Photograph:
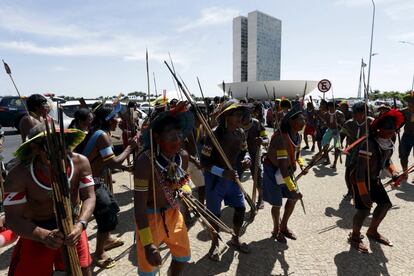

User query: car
[0,96,27,130]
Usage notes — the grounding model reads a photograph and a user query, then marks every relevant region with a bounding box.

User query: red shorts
[8,230,91,276]
[304,125,316,136]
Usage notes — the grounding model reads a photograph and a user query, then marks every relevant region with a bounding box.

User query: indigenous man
[348,109,405,252]
[315,99,328,152]
[4,125,96,275]
[399,95,414,183]
[339,101,352,145]
[201,100,251,261]
[263,106,305,243]
[19,94,50,142]
[303,101,317,151]
[242,102,269,209]
[78,106,137,268]
[278,99,292,125]
[134,105,194,276]
[341,102,374,199]
[321,101,345,169]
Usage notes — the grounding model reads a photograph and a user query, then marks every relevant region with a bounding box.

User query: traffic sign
[318,79,331,93]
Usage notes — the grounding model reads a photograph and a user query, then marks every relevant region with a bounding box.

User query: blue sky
[0,0,413,99]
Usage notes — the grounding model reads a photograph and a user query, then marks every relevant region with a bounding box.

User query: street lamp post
[366,0,376,99]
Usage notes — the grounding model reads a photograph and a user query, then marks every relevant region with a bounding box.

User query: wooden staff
[44,109,82,275]
[164,61,257,213]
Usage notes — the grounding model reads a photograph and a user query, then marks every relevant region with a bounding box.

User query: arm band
[181,184,192,193]
[79,175,95,189]
[211,166,224,177]
[277,150,288,160]
[3,192,27,206]
[99,146,114,158]
[134,178,149,192]
[357,181,368,196]
[138,227,153,246]
[283,176,296,192]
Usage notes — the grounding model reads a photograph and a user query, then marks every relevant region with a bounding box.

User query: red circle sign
[318,79,331,93]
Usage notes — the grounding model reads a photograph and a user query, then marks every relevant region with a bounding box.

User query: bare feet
[348,233,369,253]
[280,227,297,240]
[366,231,393,247]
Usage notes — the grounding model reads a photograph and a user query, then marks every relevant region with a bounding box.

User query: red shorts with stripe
[304,125,316,136]
[8,230,91,276]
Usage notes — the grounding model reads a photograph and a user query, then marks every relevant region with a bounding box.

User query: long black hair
[69,108,91,129]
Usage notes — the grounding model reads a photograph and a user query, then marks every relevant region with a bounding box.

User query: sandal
[94,257,116,269]
[228,239,250,254]
[348,232,369,253]
[208,246,221,262]
[280,228,297,240]
[271,231,287,244]
[104,238,124,251]
[366,232,393,247]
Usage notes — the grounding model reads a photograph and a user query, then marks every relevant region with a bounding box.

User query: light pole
[366,0,376,99]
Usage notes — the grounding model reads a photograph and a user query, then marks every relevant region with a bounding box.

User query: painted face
[291,114,306,132]
[227,110,244,128]
[353,112,365,123]
[38,101,50,117]
[79,113,93,131]
[158,128,183,156]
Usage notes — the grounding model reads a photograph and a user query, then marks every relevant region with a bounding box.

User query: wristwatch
[78,220,88,230]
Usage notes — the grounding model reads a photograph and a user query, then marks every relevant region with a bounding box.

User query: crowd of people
[0,91,413,275]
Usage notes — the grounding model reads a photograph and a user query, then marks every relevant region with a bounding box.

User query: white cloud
[0,7,196,67]
[0,8,98,39]
[177,7,240,32]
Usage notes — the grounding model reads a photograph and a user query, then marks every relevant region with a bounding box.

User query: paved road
[1,130,414,275]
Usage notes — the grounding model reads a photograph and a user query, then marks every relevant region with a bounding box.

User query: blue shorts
[205,171,245,216]
[322,128,341,148]
[262,163,293,207]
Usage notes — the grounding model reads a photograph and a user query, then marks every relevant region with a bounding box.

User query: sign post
[317,79,332,100]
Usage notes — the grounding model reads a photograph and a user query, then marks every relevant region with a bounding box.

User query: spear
[301,81,308,107]
[168,52,183,101]
[146,49,161,271]
[164,61,256,213]
[2,60,29,115]
[153,72,158,98]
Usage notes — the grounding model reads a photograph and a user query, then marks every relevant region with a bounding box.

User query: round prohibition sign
[318,79,332,93]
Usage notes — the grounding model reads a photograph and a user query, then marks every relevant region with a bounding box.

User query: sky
[0,0,413,99]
